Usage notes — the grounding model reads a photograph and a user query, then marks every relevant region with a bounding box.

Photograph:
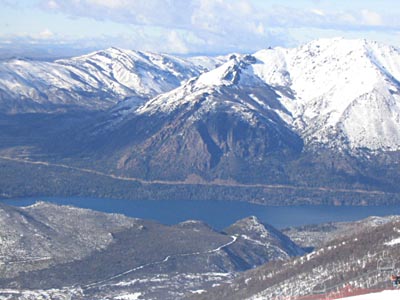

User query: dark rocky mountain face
[0,202,305,300]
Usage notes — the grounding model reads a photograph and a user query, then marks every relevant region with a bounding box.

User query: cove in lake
[2,197,400,230]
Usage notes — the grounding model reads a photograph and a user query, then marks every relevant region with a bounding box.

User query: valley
[1,37,400,299]
[2,1,400,299]
[1,38,400,204]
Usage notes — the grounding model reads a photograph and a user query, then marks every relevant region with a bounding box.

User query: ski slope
[338,289,400,299]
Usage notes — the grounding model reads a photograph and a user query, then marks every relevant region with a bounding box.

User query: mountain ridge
[0,47,201,113]
[1,38,400,203]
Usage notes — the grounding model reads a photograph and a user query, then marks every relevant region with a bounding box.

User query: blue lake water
[2,197,400,230]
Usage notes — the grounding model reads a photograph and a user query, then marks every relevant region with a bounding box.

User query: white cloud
[46,0,58,9]
[311,9,325,17]
[2,0,400,56]
[361,9,383,26]
[36,1,400,33]
[166,31,189,54]
[39,28,54,39]
[86,0,127,9]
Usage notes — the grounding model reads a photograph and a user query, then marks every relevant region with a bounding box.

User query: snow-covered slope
[337,290,400,299]
[77,39,400,185]
[252,38,400,151]
[136,54,291,125]
[0,48,200,113]
[83,53,303,182]
[2,38,400,152]
[0,201,136,277]
[189,217,400,300]
[116,38,400,153]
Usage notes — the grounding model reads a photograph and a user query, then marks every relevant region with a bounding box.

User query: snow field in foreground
[338,289,400,299]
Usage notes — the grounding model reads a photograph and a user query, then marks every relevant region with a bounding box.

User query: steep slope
[188,217,400,300]
[0,48,200,113]
[84,54,303,182]
[253,38,400,152]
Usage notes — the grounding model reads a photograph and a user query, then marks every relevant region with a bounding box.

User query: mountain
[0,202,304,300]
[77,54,303,183]
[0,47,200,113]
[188,216,400,300]
[97,38,400,155]
[252,37,400,152]
[63,38,400,195]
[1,38,400,203]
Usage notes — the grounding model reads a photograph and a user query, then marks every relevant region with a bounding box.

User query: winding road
[83,235,238,289]
[0,155,387,196]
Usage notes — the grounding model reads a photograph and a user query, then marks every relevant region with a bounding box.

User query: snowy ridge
[2,38,400,151]
[57,47,199,97]
[125,38,400,152]
[135,54,291,128]
[253,38,400,151]
[0,47,200,113]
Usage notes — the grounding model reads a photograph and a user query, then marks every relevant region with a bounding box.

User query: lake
[2,197,400,230]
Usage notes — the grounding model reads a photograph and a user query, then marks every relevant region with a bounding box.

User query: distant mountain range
[0,47,203,113]
[1,38,400,203]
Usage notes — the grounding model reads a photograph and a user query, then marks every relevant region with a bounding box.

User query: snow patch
[385,237,400,246]
[114,293,142,300]
[191,289,206,294]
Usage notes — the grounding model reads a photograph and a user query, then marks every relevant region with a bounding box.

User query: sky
[0,0,400,58]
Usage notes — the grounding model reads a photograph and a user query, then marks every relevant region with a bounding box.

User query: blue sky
[0,0,399,58]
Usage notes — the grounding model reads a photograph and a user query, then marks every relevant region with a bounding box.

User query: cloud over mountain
[1,0,399,57]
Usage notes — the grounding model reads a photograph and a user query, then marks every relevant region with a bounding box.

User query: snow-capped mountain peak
[133,52,294,132]
[132,38,400,152]
[252,37,400,151]
[196,54,257,87]
[2,38,400,153]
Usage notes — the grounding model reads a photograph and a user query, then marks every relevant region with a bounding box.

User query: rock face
[0,202,304,300]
